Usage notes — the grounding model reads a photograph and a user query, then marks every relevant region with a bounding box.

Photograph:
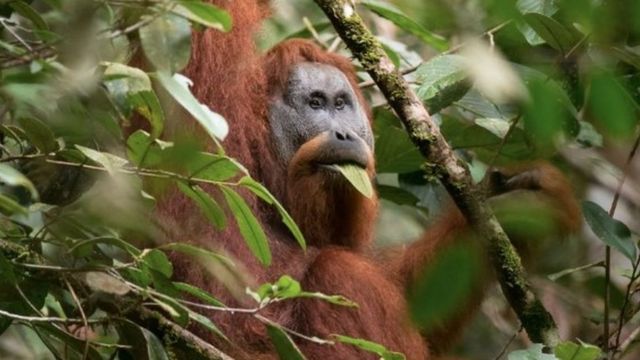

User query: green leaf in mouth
[333,164,374,199]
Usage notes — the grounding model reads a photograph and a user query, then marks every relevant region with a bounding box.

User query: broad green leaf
[126,130,163,167]
[416,55,471,113]
[220,185,271,266]
[409,244,481,331]
[75,145,129,175]
[139,13,191,73]
[523,78,577,156]
[587,72,637,139]
[160,242,234,268]
[17,117,57,153]
[554,340,601,360]
[0,164,38,200]
[103,62,164,138]
[178,182,227,229]
[516,0,558,45]
[523,13,579,54]
[103,62,152,92]
[374,109,423,173]
[122,90,165,139]
[582,201,637,262]
[377,185,420,207]
[141,248,174,277]
[182,152,243,181]
[333,334,406,360]
[155,72,229,140]
[266,323,307,360]
[10,1,48,30]
[117,320,170,360]
[174,1,232,31]
[239,176,306,250]
[360,0,448,51]
[508,344,558,360]
[334,164,374,199]
[0,193,27,215]
[475,118,511,138]
[174,282,225,307]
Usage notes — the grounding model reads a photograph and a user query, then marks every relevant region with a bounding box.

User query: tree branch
[126,306,234,360]
[313,0,560,346]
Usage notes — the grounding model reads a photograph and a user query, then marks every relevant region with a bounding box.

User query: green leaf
[139,13,191,73]
[587,72,638,139]
[522,13,579,54]
[554,340,601,360]
[416,55,471,113]
[75,145,129,175]
[612,46,640,70]
[183,152,243,181]
[266,323,307,360]
[155,72,229,140]
[334,164,374,199]
[103,62,164,138]
[17,117,57,154]
[151,295,189,326]
[10,1,48,30]
[141,248,174,278]
[377,185,420,207]
[374,109,423,173]
[333,334,406,360]
[126,130,164,167]
[409,244,481,331]
[0,164,38,200]
[174,1,232,31]
[220,185,271,266]
[582,201,637,262]
[0,253,16,285]
[508,344,558,360]
[160,242,234,269]
[117,320,170,360]
[0,193,27,215]
[69,236,142,258]
[360,0,448,51]
[516,0,558,46]
[239,176,306,250]
[130,91,165,137]
[177,182,227,230]
[174,282,225,307]
[187,308,228,340]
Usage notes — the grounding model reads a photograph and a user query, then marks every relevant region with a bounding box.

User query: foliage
[0,0,639,359]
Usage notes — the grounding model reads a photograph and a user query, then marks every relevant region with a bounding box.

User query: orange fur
[146,2,582,359]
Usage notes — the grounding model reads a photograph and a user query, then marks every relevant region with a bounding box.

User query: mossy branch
[313,0,560,346]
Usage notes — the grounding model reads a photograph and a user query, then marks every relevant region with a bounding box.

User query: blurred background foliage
[0,0,639,359]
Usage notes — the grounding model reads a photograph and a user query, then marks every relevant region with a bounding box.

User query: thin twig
[494,326,523,360]
[607,129,640,356]
[66,279,90,360]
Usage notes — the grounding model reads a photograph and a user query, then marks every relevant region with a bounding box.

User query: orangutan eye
[335,97,345,110]
[308,92,326,110]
